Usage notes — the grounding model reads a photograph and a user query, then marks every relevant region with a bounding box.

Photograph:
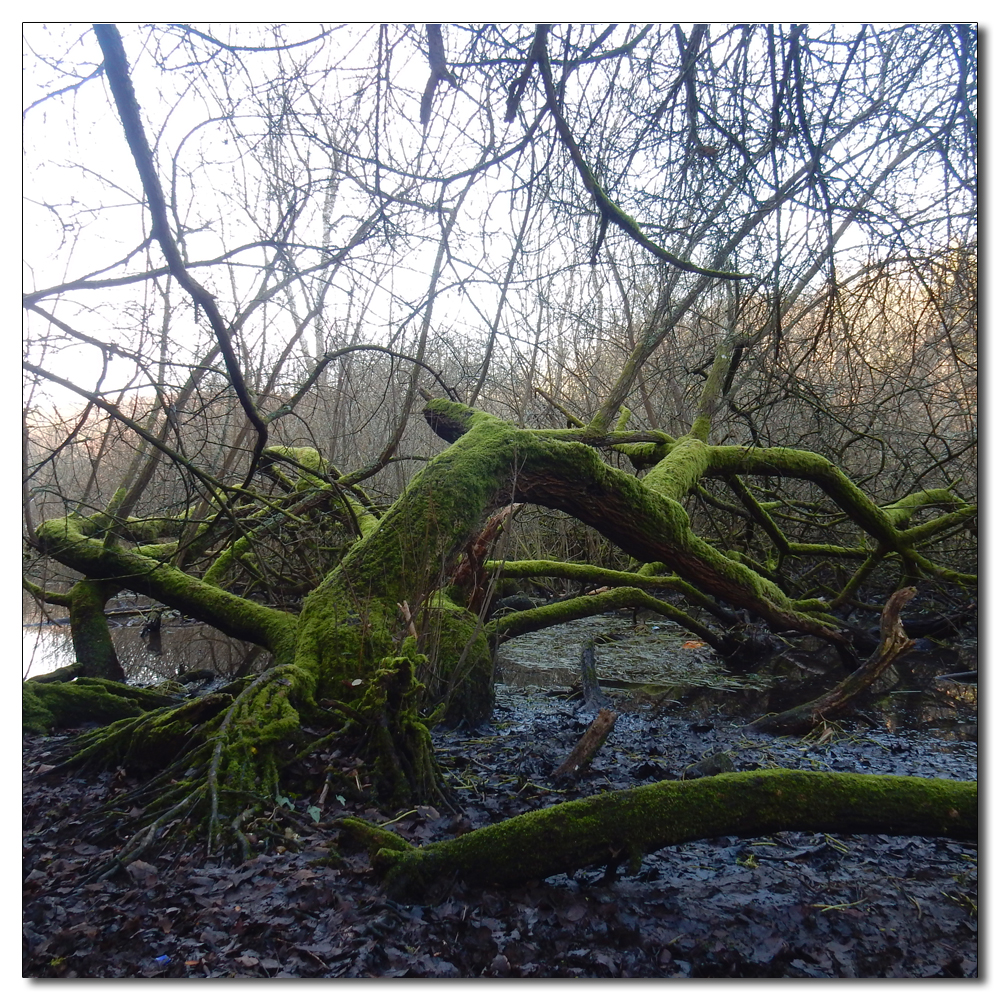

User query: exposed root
[347,651,455,811]
[49,663,315,877]
[48,655,452,881]
[203,664,309,852]
[82,788,206,885]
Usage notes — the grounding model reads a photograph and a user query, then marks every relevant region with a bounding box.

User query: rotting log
[341,769,976,900]
[552,707,617,783]
[750,587,918,734]
[578,638,608,713]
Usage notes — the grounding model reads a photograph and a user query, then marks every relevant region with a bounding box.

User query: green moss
[295,407,532,719]
[263,445,329,490]
[340,817,415,855]
[36,515,298,660]
[21,677,178,734]
[422,402,845,641]
[489,586,728,651]
[67,578,123,680]
[22,684,56,733]
[349,653,447,806]
[706,445,901,547]
[421,603,493,723]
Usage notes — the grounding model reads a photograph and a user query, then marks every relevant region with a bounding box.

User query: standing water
[23,619,270,684]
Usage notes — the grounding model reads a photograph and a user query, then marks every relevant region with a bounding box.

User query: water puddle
[496,612,977,741]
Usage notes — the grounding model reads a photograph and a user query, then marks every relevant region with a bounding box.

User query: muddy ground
[23,616,978,978]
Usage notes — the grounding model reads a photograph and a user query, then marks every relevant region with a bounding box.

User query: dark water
[22,621,269,685]
[497,612,977,746]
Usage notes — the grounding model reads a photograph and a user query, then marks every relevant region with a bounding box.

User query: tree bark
[552,707,616,782]
[67,578,125,681]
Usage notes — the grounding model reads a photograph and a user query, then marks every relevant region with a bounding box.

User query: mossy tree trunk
[66,578,125,681]
[23,576,124,682]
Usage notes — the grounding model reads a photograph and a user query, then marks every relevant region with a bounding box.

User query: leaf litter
[23,669,976,978]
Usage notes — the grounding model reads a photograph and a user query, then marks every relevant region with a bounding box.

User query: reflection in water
[877,682,978,741]
[23,615,975,746]
[22,624,270,684]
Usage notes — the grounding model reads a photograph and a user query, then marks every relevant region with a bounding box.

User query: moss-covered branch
[35,515,298,659]
[23,677,180,734]
[489,586,733,653]
[344,769,976,899]
[484,558,735,621]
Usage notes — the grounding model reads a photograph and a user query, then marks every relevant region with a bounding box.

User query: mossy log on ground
[343,769,976,900]
[27,399,976,827]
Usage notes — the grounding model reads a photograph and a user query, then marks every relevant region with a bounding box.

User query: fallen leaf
[126,860,158,886]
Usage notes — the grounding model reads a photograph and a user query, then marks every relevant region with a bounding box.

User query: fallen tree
[342,769,977,900]
[22,24,976,869]
[25,397,975,852]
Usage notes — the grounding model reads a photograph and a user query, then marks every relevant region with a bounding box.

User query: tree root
[45,654,452,880]
[347,651,455,811]
[46,664,316,876]
[22,675,181,734]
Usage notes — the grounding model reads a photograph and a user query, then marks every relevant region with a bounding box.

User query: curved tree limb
[489,586,734,654]
[93,24,268,483]
[35,515,297,659]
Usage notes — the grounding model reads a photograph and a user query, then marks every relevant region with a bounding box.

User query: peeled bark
[343,769,977,900]
[552,707,616,782]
